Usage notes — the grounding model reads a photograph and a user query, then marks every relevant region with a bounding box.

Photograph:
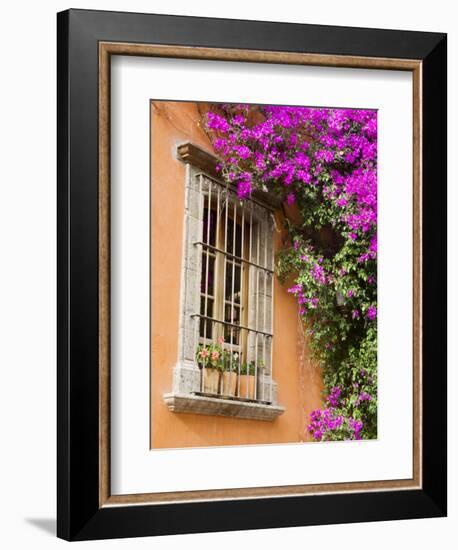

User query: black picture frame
[57,8,447,541]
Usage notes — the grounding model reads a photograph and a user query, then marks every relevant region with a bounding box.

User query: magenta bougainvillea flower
[207,106,377,246]
[366,305,377,321]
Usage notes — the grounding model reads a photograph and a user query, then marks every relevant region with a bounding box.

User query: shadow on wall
[24,518,56,536]
[297,312,324,442]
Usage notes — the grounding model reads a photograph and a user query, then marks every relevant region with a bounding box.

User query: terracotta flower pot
[220,371,237,397]
[239,374,256,400]
[202,367,220,394]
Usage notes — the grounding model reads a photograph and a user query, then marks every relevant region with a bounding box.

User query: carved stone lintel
[177,141,282,211]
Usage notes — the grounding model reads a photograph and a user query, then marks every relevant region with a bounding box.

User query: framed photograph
[57,9,447,541]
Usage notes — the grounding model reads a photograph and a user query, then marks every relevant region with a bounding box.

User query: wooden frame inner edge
[98,41,422,507]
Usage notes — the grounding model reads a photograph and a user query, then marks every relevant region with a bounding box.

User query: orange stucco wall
[150,101,323,448]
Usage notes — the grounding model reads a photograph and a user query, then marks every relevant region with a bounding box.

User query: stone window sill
[163,392,285,421]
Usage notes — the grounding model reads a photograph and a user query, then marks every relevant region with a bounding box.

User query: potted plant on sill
[220,349,239,397]
[239,361,259,400]
[195,343,222,395]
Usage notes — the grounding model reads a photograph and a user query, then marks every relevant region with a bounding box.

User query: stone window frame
[163,142,285,421]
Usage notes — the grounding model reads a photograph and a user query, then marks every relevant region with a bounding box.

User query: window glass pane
[224,303,240,324]
[201,252,215,296]
[223,324,240,346]
[225,261,241,304]
[203,206,216,246]
[199,297,214,339]
[235,222,243,257]
[226,216,242,256]
[224,303,241,345]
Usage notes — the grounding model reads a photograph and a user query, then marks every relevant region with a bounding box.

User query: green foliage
[239,360,263,376]
[220,349,241,372]
[322,327,378,439]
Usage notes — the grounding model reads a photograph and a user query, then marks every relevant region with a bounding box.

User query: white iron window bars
[194,172,274,403]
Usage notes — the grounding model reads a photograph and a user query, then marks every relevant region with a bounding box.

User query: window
[163,143,284,421]
[197,183,274,401]
[199,199,247,348]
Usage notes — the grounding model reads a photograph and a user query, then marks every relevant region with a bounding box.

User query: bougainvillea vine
[205,104,378,441]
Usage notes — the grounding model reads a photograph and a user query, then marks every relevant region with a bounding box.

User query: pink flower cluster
[307,385,368,441]
[206,105,377,252]
[309,408,344,441]
[287,284,319,315]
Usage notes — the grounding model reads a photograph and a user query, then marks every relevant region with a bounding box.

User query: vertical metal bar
[223,183,229,371]
[254,219,260,400]
[246,207,253,399]
[203,179,212,349]
[263,216,268,402]
[215,185,221,344]
[230,199,237,375]
[270,215,275,405]
[238,327,242,397]
[198,175,204,392]
[238,203,245,395]
[194,308,198,377]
